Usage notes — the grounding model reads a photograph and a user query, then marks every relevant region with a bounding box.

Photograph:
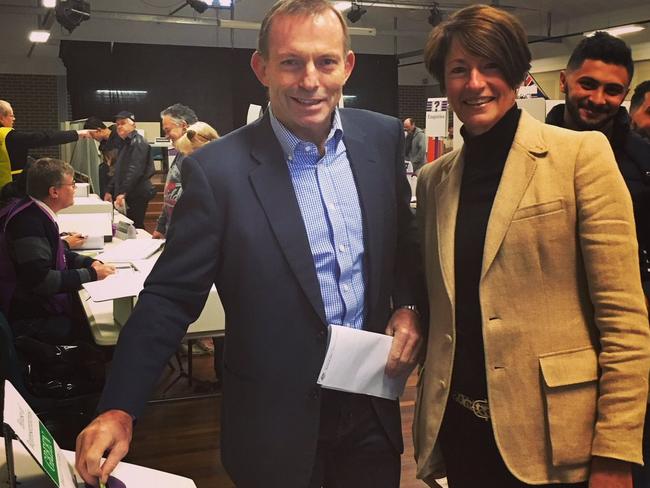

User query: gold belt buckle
[471,399,490,421]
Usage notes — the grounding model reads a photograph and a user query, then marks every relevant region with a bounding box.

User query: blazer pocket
[539,346,598,467]
[512,199,564,221]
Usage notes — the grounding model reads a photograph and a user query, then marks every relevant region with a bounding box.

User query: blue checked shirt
[270,108,366,329]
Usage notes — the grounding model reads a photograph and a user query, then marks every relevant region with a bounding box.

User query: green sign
[39,422,60,486]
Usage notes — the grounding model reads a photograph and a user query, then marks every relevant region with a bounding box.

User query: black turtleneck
[452,104,521,399]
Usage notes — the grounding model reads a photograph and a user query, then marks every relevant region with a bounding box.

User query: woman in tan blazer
[413,5,650,488]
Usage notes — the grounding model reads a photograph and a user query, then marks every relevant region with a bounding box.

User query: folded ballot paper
[317,325,410,400]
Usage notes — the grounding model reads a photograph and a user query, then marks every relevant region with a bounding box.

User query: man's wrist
[396,304,420,317]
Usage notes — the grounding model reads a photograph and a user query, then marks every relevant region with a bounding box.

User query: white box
[74,182,90,197]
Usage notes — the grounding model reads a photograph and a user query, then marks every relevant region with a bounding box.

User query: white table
[78,231,226,347]
[80,283,225,347]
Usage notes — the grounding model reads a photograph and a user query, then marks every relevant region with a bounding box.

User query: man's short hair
[83,116,107,130]
[567,31,634,82]
[26,158,74,201]
[160,103,198,126]
[423,4,531,93]
[257,0,350,59]
[631,81,650,114]
[0,100,11,117]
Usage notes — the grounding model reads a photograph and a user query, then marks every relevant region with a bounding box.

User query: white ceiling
[1,0,649,83]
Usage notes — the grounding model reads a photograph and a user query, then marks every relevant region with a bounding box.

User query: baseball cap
[83,116,107,130]
[114,110,135,121]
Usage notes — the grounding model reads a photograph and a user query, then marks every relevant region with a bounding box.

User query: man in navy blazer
[75,1,422,487]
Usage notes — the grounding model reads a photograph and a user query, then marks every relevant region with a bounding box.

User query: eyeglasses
[57,182,77,189]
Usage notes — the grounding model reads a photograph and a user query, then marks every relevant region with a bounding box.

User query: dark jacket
[106,130,154,201]
[6,129,79,171]
[547,104,650,294]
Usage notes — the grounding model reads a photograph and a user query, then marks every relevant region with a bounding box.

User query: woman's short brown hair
[423,4,531,92]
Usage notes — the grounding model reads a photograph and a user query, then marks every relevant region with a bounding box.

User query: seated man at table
[0,158,115,344]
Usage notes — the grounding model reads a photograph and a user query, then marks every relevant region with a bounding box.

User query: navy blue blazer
[98,108,421,487]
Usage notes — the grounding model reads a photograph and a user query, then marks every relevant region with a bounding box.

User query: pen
[112,263,138,272]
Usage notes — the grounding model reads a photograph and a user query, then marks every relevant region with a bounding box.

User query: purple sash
[0,198,69,317]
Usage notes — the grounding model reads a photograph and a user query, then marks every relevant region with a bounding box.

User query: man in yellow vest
[0,100,96,189]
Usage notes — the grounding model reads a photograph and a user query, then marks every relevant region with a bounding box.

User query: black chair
[0,311,99,449]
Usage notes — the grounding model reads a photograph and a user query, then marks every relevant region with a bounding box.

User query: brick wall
[398,85,428,129]
[0,73,62,160]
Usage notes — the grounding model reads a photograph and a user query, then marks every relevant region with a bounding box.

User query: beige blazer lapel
[434,150,465,306]
[481,111,548,279]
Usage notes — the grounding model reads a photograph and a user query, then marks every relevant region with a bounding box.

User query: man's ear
[251,51,269,87]
[559,70,567,94]
[343,50,355,84]
[48,185,59,200]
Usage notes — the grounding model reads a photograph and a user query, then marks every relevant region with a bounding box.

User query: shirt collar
[269,107,344,161]
[30,197,58,222]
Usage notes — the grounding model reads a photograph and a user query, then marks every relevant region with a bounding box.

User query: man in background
[153,103,198,239]
[0,100,95,189]
[104,111,154,229]
[403,117,427,174]
[83,116,124,196]
[545,31,650,488]
[0,158,114,344]
[630,81,650,140]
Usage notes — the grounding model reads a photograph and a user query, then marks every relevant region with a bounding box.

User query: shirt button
[339,244,346,252]
[306,146,313,152]
[342,284,350,292]
[328,203,336,211]
[444,334,452,343]
[439,380,447,389]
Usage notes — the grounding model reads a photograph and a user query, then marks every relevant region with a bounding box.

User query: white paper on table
[317,325,410,400]
[82,269,147,301]
[96,238,164,262]
[3,381,78,488]
[76,235,104,250]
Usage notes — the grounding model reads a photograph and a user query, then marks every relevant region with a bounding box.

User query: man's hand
[151,230,165,239]
[384,307,422,377]
[103,193,113,203]
[91,261,116,280]
[589,456,632,488]
[63,233,86,249]
[77,129,97,139]
[75,409,133,486]
[115,194,126,209]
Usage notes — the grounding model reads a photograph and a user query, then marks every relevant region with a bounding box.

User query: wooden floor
[119,350,438,487]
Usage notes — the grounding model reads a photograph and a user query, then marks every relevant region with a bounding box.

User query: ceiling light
[427,3,442,26]
[42,0,57,7]
[55,0,90,33]
[346,3,366,23]
[28,30,51,43]
[333,2,352,11]
[584,24,645,37]
[187,0,210,13]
